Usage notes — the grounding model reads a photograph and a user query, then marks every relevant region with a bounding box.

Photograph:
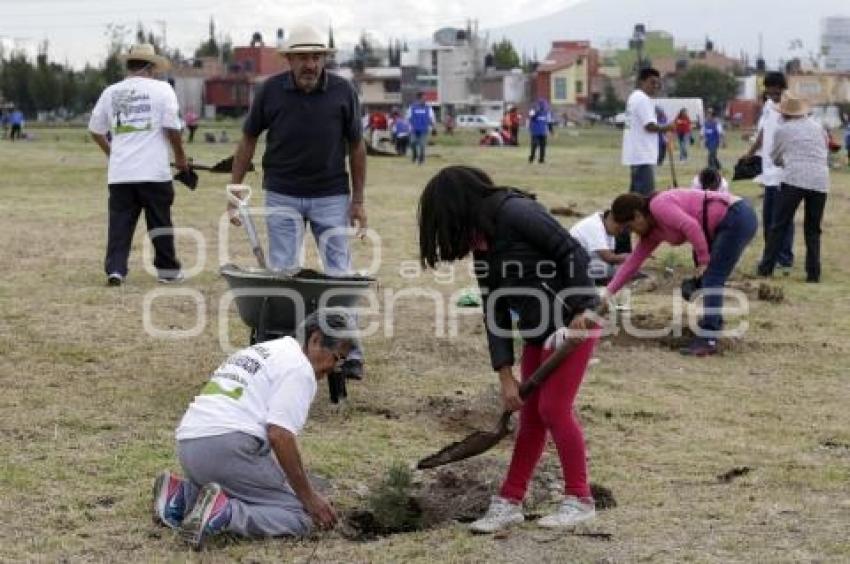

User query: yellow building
[549,58,587,106]
[787,73,850,106]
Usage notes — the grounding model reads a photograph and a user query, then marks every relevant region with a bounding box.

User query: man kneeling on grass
[152,308,358,549]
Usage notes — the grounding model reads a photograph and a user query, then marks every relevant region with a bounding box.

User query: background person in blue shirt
[9,108,24,141]
[390,109,410,156]
[406,92,435,165]
[702,108,725,170]
[528,98,552,164]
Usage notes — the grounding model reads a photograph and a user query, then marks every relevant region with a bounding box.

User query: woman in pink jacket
[604,189,758,356]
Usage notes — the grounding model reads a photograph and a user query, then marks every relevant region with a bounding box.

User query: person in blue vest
[406,92,435,165]
[703,108,725,170]
[528,98,551,164]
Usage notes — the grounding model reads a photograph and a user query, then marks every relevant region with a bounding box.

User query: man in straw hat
[89,43,189,287]
[228,24,367,382]
[757,91,829,282]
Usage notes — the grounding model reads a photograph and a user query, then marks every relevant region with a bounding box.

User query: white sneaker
[158,271,185,284]
[468,496,524,534]
[537,496,596,529]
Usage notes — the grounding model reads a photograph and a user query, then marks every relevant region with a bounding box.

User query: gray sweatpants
[177,432,312,538]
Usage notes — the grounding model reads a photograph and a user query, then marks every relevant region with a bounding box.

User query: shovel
[226,184,267,269]
[416,331,590,469]
[667,134,679,187]
[171,155,256,174]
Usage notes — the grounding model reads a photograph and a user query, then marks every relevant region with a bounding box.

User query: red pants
[499,335,598,501]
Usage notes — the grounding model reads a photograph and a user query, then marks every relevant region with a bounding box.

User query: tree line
[0,21,232,118]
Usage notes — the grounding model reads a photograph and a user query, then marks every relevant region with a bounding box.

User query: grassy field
[1,124,849,563]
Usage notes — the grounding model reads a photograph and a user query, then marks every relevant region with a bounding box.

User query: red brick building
[204,46,289,115]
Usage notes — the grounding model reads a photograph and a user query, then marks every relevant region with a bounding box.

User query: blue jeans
[677,133,689,160]
[264,191,362,362]
[629,164,655,195]
[707,146,721,170]
[410,130,428,164]
[761,185,794,267]
[265,192,351,275]
[700,200,758,334]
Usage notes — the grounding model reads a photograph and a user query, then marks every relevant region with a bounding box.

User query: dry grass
[1,125,849,562]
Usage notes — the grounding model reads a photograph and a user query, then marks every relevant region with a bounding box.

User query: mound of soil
[342,458,617,540]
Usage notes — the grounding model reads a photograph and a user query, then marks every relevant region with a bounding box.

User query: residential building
[203,44,289,116]
[535,41,600,117]
[822,17,850,72]
[413,24,489,117]
[357,67,402,111]
[788,73,850,106]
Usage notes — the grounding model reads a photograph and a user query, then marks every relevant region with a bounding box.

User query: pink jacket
[607,189,737,294]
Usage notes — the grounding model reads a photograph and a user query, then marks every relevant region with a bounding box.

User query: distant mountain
[488,0,850,68]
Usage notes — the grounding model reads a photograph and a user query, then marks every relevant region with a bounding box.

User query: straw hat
[120,43,170,72]
[778,91,809,117]
[278,25,335,54]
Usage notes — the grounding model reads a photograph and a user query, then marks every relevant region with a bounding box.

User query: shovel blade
[416,412,513,469]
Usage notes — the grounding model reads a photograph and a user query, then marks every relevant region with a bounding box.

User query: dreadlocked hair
[418,165,532,268]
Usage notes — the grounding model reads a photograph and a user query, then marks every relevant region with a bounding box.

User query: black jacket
[473,191,598,370]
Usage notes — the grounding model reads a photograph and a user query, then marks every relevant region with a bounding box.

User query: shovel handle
[226,183,252,206]
[517,334,586,399]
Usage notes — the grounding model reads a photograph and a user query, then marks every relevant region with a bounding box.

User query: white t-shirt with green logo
[176,337,318,441]
[88,76,181,184]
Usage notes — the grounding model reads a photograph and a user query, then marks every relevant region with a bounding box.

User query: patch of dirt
[819,439,850,455]
[628,271,786,306]
[550,204,585,218]
[728,280,785,304]
[607,310,696,351]
[717,466,752,483]
[419,386,504,434]
[342,458,617,541]
[352,405,400,420]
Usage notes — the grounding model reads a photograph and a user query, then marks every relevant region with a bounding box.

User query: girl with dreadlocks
[418,165,600,533]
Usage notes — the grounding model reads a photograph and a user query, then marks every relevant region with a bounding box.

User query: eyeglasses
[330,350,347,368]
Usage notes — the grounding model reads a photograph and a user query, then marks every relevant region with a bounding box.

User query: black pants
[529,135,546,163]
[105,182,181,277]
[9,124,22,140]
[187,125,197,143]
[615,164,656,253]
[395,136,409,156]
[758,184,826,281]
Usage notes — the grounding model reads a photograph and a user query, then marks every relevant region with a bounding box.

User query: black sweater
[473,191,598,370]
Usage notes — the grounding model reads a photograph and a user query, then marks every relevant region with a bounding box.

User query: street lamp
[629,24,646,71]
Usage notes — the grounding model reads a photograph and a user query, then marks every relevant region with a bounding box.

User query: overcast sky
[0,0,844,69]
